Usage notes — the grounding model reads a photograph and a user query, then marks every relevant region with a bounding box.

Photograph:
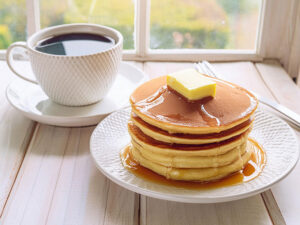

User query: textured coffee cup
[6,23,123,106]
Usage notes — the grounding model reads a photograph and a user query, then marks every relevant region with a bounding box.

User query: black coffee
[35,33,115,56]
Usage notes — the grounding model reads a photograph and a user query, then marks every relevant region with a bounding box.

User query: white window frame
[1,0,300,79]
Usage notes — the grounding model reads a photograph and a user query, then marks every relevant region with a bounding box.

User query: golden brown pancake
[131,113,253,144]
[131,140,247,168]
[130,76,258,134]
[130,143,253,181]
[128,121,250,153]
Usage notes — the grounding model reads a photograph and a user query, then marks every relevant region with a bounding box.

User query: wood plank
[210,62,275,98]
[256,61,300,225]
[0,61,36,215]
[1,125,138,225]
[143,196,272,225]
[142,62,274,225]
[261,190,286,225]
[144,62,192,78]
[255,61,300,112]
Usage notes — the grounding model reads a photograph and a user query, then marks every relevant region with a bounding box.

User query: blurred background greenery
[0,0,260,50]
[0,0,26,49]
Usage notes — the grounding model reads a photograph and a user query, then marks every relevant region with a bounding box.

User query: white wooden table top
[0,60,299,225]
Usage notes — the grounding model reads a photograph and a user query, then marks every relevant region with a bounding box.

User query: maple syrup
[120,138,265,190]
[130,76,258,129]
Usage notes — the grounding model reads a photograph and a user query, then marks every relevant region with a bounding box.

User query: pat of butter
[167,69,216,101]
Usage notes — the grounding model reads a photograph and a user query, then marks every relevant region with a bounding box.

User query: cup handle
[6,42,38,84]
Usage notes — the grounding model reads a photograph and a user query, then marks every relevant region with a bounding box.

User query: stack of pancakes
[128,75,258,182]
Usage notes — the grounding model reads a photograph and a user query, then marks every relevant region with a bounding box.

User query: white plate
[90,107,299,203]
[6,62,147,127]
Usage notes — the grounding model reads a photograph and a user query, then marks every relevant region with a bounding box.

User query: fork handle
[257,95,300,128]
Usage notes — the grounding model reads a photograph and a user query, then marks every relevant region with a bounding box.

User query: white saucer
[90,107,299,203]
[6,62,148,127]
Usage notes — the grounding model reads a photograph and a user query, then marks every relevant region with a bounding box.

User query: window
[0,0,264,60]
[150,0,260,50]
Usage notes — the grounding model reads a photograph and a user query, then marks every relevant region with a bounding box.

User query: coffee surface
[35,33,115,56]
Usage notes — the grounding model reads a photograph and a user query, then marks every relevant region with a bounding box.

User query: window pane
[40,0,135,49]
[0,0,26,49]
[150,0,261,49]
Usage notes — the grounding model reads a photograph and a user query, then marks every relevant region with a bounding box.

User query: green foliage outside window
[150,0,229,49]
[0,0,26,48]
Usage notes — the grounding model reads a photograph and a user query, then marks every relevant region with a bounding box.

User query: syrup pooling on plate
[120,138,266,189]
[130,76,258,129]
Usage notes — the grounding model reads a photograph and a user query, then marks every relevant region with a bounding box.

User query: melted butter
[130,76,258,128]
[120,138,266,190]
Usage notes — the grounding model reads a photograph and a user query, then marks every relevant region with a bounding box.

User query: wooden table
[0,60,299,225]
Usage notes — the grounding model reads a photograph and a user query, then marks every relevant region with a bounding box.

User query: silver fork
[195,61,300,129]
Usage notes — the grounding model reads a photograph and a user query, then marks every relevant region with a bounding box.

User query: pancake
[131,113,253,144]
[130,76,258,134]
[131,140,247,168]
[130,142,253,181]
[125,74,258,182]
[128,121,250,156]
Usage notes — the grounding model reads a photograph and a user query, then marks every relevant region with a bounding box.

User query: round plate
[6,62,147,127]
[90,107,299,203]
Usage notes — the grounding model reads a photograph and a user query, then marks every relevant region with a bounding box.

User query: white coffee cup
[6,23,123,106]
